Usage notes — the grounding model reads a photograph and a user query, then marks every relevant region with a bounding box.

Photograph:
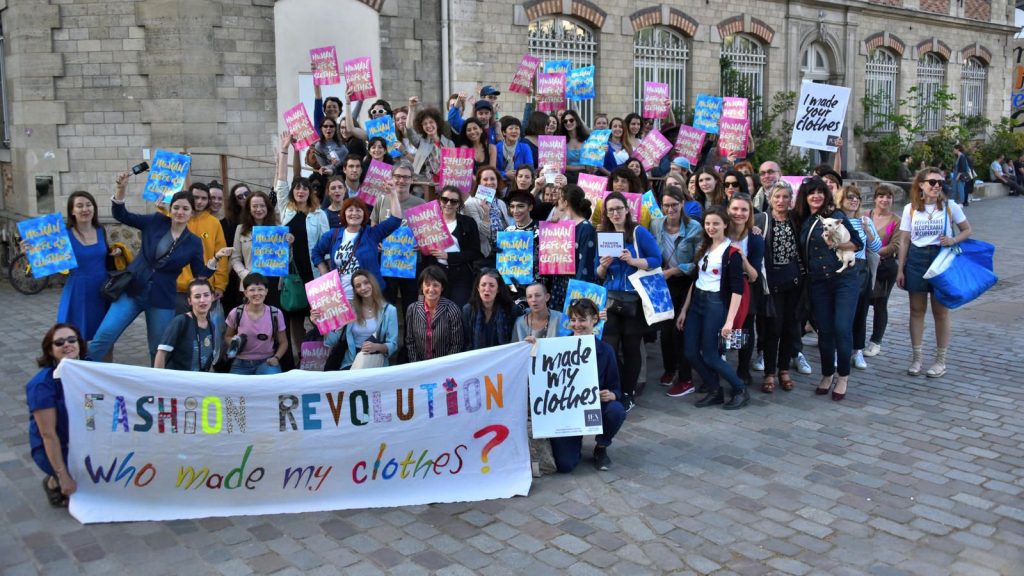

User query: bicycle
[5,234,66,295]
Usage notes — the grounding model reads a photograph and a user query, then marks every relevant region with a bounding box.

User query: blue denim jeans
[549,400,626,473]
[683,289,746,394]
[807,270,860,377]
[229,358,282,375]
[88,294,175,362]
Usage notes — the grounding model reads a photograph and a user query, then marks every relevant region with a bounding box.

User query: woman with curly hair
[406,97,455,183]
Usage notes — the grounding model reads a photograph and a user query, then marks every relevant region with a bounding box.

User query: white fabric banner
[790,82,851,152]
[528,336,602,438]
[59,343,533,524]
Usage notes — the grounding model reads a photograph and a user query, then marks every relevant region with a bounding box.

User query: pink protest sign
[299,342,329,371]
[509,54,541,95]
[357,159,393,207]
[440,147,475,194]
[536,72,566,113]
[538,135,566,173]
[305,269,356,336]
[718,117,749,157]
[643,82,670,119]
[538,221,576,275]
[405,200,454,255]
[284,103,318,151]
[722,97,748,120]
[632,130,672,171]
[673,125,706,167]
[310,46,340,86]
[343,57,376,101]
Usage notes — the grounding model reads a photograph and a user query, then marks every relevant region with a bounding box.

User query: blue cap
[672,157,691,170]
[480,85,501,97]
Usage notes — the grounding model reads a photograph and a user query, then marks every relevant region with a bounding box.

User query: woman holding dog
[796,176,863,401]
[896,168,971,378]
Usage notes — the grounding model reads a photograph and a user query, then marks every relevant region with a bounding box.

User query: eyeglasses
[393,174,412,181]
[759,169,778,176]
[439,197,460,205]
[923,179,943,187]
[662,201,681,210]
[53,336,79,347]
[723,181,741,188]
[845,196,861,202]
[606,206,626,214]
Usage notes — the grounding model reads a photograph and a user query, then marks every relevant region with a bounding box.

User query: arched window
[800,43,831,81]
[917,52,946,132]
[633,27,689,118]
[720,34,766,126]
[528,17,597,126]
[865,49,899,133]
[960,57,986,121]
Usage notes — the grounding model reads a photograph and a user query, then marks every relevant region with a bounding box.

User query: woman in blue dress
[57,191,113,341]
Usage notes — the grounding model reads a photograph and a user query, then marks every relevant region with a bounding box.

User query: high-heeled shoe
[815,375,834,395]
[832,376,848,401]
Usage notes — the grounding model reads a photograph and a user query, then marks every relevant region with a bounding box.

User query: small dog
[820,218,856,273]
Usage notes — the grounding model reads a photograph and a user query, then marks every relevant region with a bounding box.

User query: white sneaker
[863,342,881,357]
[752,352,765,372]
[852,350,868,370]
[794,353,813,375]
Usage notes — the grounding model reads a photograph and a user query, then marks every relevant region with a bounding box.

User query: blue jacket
[595,339,622,402]
[113,201,212,308]
[596,225,661,292]
[311,216,402,291]
[494,140,535,181]
[800,210,864,281]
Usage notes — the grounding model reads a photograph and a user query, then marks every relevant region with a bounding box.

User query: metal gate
[528,17,597,127]
[917,53,946,132]
[865,49,899,133]
[720,35,766,128]
[960,58,986,121]
[633,27,689,118]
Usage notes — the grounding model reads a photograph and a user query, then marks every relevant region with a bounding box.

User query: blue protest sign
[381,226,417,279]
[250,226,290,277]
[17,213,77,278]
[693,94,723,134]
[567,66,595,101]
[142,149,191,203]
[558,279,607,338]
[580,129,610,168]
[365,115,402,158]
[543,60,572,75]
[496,230,534,285]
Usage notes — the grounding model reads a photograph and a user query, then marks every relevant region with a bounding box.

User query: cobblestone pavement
[1,197,1022,575]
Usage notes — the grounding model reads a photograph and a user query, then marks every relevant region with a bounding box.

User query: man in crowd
[989,153,1021,197]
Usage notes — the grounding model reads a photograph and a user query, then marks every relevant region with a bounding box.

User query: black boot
[723,388,750,410]
[695,388,725,407]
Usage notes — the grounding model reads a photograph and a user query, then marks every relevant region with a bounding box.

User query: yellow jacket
[176,211,228,292]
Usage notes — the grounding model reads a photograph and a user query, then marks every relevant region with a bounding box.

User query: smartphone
[131,162,150,175]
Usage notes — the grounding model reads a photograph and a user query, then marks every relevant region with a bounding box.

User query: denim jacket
[649,217,702,276]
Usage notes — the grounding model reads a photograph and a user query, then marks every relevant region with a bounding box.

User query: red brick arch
[717,16,775,45]
[864,32,906,57]
[629,7,699,38]
[355,0,384,12]
[522,0,607,30]
[916,38,952,61]
[960,43,992,66]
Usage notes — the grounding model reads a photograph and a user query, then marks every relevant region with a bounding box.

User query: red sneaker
[659,371,676,386]
[666,381,695,397]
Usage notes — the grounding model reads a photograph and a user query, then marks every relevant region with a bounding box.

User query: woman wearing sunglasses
[26,323,84,507]
[796,176,863,401]
[721,170,750,202]
[896,168,972,378]
[423,186,482,306]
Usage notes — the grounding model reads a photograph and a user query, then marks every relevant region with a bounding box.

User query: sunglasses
[53,336,79,347]
[724,181,741,188]
[369,109,387,117]
[321,124,335,130]
[235,191,249,200]
[923,179,943,187]
[439,197,460,205]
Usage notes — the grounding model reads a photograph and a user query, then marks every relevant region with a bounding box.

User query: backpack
[233,305,281,353]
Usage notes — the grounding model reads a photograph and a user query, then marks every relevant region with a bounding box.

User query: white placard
[59,344,532,523]
[790,82,851,153]
[528,336,602,438]
[597,231,624,258]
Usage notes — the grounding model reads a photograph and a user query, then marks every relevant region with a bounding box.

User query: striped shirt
[848,216,882,260]
[405,298,464,362]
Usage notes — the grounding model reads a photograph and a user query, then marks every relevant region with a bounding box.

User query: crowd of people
[25,85,975,505]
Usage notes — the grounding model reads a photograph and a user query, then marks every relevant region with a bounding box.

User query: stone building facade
[0,0,1016,229]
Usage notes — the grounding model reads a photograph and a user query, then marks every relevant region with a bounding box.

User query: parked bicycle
[5,234,65,295]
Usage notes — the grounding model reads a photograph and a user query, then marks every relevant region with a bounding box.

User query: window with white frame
[917,52,946,132]
[865,49,899,133]
[720,34,765,127]
[528,17,597,127]
[800,43,831,81]
[960,57,986,121]
[633,27,689,118]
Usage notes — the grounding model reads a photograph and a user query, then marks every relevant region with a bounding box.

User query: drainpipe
[441,0,451,102]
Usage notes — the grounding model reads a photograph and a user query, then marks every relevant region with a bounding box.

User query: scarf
[501,140,517,176]
[471,305,511,350]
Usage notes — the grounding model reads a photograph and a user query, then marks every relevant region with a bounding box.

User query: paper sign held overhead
[404,200,454,255]
[509,54,541,95]
[284,103,318,151]
[790,82,851,152]
[440,148,475,195]
[643,82,670,119]
[342,57,377,101]
[722,97,748,121]
[567,66,595,101]
[538,135,567,174]
[693,94,723,134]
[673,125,706,167]
[718,117,749,158]
[536,73,566,113]
[17,213,77,278]
[310,46,341,86]
[632,130,673,172]
[142,149,191,203]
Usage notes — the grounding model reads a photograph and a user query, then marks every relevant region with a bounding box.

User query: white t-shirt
[900,201,966,248]
[696,241,730,292]
[333,229,360,300]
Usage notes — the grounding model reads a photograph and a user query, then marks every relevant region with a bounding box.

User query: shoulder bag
[606,237,643,318]
[350,305,391,370]
[280,260,310,312]
[101,228,181,302]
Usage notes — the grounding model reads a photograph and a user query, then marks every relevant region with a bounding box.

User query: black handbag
[607,290,640,317]
[101,270,132,302]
